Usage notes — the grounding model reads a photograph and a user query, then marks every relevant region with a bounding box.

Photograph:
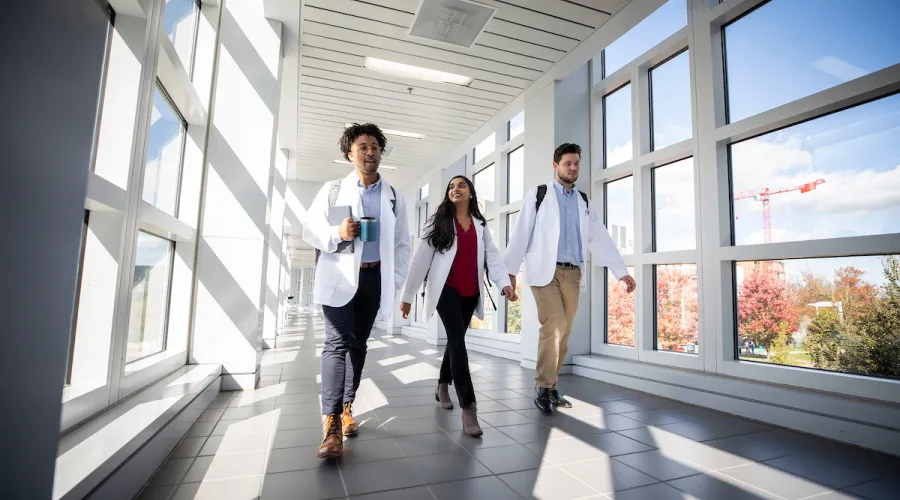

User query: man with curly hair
[302,123,411,458]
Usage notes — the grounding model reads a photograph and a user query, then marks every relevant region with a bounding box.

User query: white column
[519,64,593,375]
[191,0,284,390]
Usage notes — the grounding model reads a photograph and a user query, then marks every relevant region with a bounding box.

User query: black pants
[320,266,381,416]
[437,285,479,409]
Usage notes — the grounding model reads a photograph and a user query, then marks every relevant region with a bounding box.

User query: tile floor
[136,309,899,500]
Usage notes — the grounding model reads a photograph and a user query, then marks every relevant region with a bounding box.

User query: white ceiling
[290,0,631,189]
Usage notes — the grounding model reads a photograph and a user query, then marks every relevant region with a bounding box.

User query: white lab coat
[504,185,628,288]
[401,216,511,322]
[301,172,411,320]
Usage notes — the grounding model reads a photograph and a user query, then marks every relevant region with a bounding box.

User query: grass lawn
[740,350,813,368]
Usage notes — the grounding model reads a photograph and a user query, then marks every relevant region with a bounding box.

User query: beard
[558,172,578,184]
[357,158,379,175]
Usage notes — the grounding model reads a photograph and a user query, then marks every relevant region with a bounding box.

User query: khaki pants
[531,265,581,389]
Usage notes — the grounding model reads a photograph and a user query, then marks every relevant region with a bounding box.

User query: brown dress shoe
[461,404,483,437]
[317,414,343,459]
[342,402,359,436]
[435,383,453,409]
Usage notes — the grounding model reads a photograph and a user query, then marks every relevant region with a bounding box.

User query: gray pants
[320,266,381,416]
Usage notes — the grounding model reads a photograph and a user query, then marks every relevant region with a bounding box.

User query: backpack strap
[535,184,547,212]
[579,190,589,209]
[389,185,397,215]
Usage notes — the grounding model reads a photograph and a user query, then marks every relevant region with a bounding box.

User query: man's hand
[622,275,636,293]
[508,274,517,291]
[502,286,518,302]
[338,217,359,241]
[400,302,411,319]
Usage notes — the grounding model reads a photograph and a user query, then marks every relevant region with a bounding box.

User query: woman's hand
[502,286,518,302]
[400,302,412,319]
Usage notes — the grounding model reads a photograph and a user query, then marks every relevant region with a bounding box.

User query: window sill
[54,364,220,500]
[468,329,522,344]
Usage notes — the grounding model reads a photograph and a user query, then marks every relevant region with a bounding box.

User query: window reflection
[506,212,523,334]
[651,51,693,150]
[724,0,900,122]
[730,94,900,245]
[656,264,699,354]
[604,84,633,168]
[509,111,524,140]
[605,177,634,255]
[144,85,186,216]
[736,255,900,380]
[474,133,496,163]
[508,146,524,204]
[162,0,199,74]
[653,158,696,252]
[127,232,175,363]
[607,267,636,346]
[595,0,687,81]
[474,164,496,213]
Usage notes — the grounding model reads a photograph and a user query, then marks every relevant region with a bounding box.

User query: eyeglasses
[353,145,382,154]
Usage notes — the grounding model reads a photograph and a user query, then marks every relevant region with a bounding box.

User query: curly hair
[425,176,487,253]
[340,123,387,160]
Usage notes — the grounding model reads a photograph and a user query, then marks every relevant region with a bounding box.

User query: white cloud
[607,140,633,167]
[731,135,813,192]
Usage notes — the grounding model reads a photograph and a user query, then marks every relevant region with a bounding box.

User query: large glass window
[653,158,696,252]
[471,220,496,331]
[650,50,693,150]
[507,146,524,204]
[474,133,496,163]
[603,84,633,168]
[162,0,200,74]
[143,84,187,216]
[419,183,430,201]
[126,232,175,363]
[730,94,900,246]
[736,255,899,380]
[473,164,496,213]
[506,211,523,334]
[509,111,524,140]
[655,264,699,354]
[596,0,688,81]
[605,176,634,255]
[724,0,900,122]
[607,267,636,346]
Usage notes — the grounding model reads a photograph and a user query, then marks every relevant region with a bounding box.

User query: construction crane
[734,178,826,243]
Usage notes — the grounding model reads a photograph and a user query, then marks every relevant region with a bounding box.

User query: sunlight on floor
[391,361,441,384]
[377,354,415,366]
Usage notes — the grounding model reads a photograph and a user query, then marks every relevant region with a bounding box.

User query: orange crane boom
[734,178,825,243]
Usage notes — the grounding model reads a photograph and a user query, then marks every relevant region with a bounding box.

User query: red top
[445,218,479,297]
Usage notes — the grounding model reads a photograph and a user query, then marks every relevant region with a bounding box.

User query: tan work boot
[461,404,483,437]
[342,402,359,436]
[317,414,343,459]
[435,383,453,409]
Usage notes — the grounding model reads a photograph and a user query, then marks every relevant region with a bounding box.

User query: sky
[600,0,900,288]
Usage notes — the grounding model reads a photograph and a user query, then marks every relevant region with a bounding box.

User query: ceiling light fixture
[333,160,398,170]
[344,123,425,140]
[364,57,474,87]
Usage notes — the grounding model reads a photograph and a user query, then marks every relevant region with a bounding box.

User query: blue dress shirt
[554,179,583,266]
[359,178,381,263]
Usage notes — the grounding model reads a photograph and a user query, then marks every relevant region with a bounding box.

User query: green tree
[806,308,842,371]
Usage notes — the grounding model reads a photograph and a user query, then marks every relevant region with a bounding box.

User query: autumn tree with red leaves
[738,267,799,357]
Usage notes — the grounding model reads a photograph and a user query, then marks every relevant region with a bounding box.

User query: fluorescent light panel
[364,57,473,87]
[333,160,397,170]
[343,123,425,140]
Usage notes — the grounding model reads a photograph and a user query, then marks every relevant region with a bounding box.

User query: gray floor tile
[212,417,276,436]
[764,453,883,489]
[187,421,217,438]
[434,413,491,432]
[497,422,554,444]
[135,485,177,500]
[350,486,435,500]
[410,449,492,484]
[274,392,319,405]
[151,458,195,486]
[614,450,704,481]
[221,406,275,421]
[583,432,656,457]
[173,476,263,500]
[609,482,699,500]
[470,444,549,475]
[655,417,770,442]
[341,457,424,496]
[479,389,528,400]
[620,410,686,426]
[271,428,324,449]
[183,450,267,482]
[266,445,330,474]
[526,436,618,465]
[560,458,660,493]
[197,408,226,422]
[718,463,831,499]
[201,432,272,455]
[429,476,522,500]
[493,398,539,411]
[593,401,648,414]
[702,430,804,462]
[474,400,513,413]
[171,437,208,458]
[375,405,443,421]
[342,437,405,464]
[668,472,781,500]
[846,476,900,500]
[450,427,518,451]
[261,468,345,500]
[394,432,463,457]
[275,413,323,431]
[578,414,647,432]
[479,410,534,427]
[378,416,446,437]
[499,467,598,500]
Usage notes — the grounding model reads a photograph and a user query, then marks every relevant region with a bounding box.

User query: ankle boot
[317,414,343,459]
[435,383,453,409]
[461,404,483,437]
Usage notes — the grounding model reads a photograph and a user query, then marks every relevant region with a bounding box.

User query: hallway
[138,309,898,500]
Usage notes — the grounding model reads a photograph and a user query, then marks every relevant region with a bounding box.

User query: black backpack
[535,184,589,212]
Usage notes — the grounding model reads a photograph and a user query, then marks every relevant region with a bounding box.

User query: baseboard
[466,336,520,362]
[573,354,900,457]
[262,337,276,350]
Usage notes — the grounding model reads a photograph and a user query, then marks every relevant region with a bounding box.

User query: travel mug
[359,217,378,242]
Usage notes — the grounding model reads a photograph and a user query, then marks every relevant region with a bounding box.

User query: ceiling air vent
[408,0,497,49]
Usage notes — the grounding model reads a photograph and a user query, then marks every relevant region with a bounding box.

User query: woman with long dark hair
[400,176,517,436]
